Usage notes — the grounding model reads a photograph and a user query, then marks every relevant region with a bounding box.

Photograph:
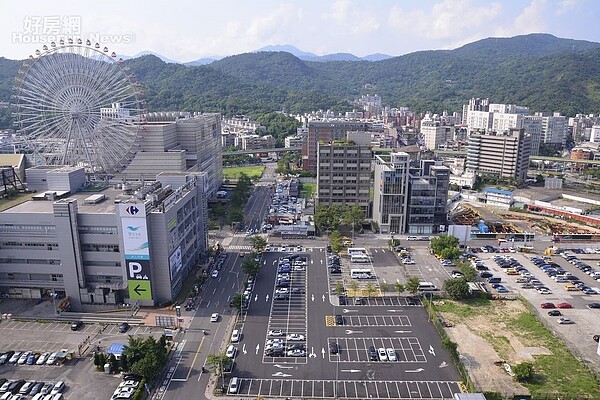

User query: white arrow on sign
[272,372,292,377]
[405,368,424,373]
[255,344,260,355]
[274,364,294,369]
[340,369,361,373]
[394,330,412,334]
[342,308,358,313]
[242,344,247,355]
[266,294,270,301]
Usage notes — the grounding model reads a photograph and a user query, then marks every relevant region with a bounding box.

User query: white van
[418,282,438,291]
[228,377,240,394]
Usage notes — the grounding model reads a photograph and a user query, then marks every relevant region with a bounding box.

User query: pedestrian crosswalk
[228,245,254,250]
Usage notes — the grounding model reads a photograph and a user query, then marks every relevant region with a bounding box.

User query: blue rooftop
[483,187,513,196]
[107,343,126,356]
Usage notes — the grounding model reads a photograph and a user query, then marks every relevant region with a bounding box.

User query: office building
[302,120,370,171]
[420,114,448,150]
[466,128,531,180]
[0,167,209,310]
[373,152,410,234]
[316,142,372,216]
[538,113,567,146]
[123,112,222,197]
[407,160,450,234]
[523,115,543,156]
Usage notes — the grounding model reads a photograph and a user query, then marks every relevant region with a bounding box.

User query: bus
[350,269,375,279]
[347,247,367,256]
[350,254,370,263]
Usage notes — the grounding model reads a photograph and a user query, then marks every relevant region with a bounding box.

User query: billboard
[169,246,183,280]
[119,203,153,301]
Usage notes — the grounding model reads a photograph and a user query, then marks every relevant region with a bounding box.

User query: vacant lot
[436,298,600,399]
[222,165,265,180]
[300,182,316,199]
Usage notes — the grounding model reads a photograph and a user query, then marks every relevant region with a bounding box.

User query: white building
[420,114,447,151]
[523,115,543,156]
[538,112,567,145]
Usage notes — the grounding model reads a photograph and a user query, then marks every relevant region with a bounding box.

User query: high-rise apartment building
[316,143,372,216]
[466,128,531,180]
[538,112,567,146]
[462,98,490,125]
[302,120,370,171]
[407,160,450,234]
[420,114,447,150]
[523,115,543,155]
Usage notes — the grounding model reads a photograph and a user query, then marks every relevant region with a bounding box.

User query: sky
[1,0,599,62]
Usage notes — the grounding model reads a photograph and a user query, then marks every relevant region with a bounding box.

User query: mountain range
[122,45,393,65]
[1,33,600,127]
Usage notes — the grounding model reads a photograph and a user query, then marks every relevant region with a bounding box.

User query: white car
[287,349,306,357]
[293,265,306,271]
[226,345,236,358]
[46,352,58,365]
[210,313,220,322]
[36,352,51,365]
[266,339,285,346]
[286,333,305,341]
[386,348,397,361]
[557,317,574,324]
[268,329,285,337]
[377,348,388,361]
[275,288,289,294]
[231,329,240,342]
[211,270,219,278]
[17,351,31,365]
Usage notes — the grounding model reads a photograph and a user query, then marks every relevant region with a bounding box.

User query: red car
[557,302,573,309]
[540,302,556,309]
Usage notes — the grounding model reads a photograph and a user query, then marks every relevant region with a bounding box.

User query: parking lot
[0,320,163,399]
[326,337,427,363]
[233,378,460,399]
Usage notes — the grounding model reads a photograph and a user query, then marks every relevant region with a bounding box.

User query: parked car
[557,317,574,324]
[547,310,562,316]
[210,313,220,322]
[335,314,344,325]
[377,348,388,361]
[328,342,339,354]
[368,346,378,361]
[540,303,556,309]
[70,321,83,331]
[587,302,600,309]
[118,322,130,333]
[268,329,284,337]
[557,302,573,309]
[225,345,236,358]
[386,349,397,361]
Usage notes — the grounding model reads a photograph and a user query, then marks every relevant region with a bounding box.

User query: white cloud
[388,0,502,41]
[493,0,550,38]
[556,0,578,15]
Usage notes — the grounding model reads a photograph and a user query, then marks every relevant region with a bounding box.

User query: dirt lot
[436,298,600,398]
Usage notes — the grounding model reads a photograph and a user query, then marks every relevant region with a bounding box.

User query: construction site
[450,203,600,236]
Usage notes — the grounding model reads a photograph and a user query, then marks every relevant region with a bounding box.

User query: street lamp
[49,292,58,317]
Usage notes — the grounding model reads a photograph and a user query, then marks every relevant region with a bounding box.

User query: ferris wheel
[12,39,145,177]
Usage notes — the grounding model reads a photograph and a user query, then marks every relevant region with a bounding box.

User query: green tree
[249,236,267,253]
[405,277,421,295]
[443,278,471,300]
[130,352,163,381]
[512,361,534,382]
[229,293,244,311]
[379,282,389,294]
[109,353,119,373]
[242,257,261,276]
[334,282,345,296]
[329,230,343,254]
[364,282,376,298]
[342,205,365,234]
[430,235,460,258]
[206,352,231,375]
[348,279,359,295]
[440,247,461,261]
[394,282,405,295]
[120,353,129,372]
[456,262,477,282]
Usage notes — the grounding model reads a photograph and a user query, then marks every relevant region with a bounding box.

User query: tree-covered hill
[0,33,599,129]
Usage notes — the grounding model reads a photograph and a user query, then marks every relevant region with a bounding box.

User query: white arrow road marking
[266,294,270,301]
[340,369,361,373]
[242,344,247,354]
[263,260,267,265]
[387,309,402,312]
[320,259,323,264]
[255,344,260,355]
[322,294,325,302]
[320,348,325,358]
[429,345,436,356]
[272,372,292,377]
[342,309,358,313]
[439,361,448,368]
[274,364,294,369]
[311,259,314,264]
[254,294,258,302]
[272,260,277,265]
[345,329,363,334]
[405,368,424,373]
[394,330,412,334]
[311,294,315,302]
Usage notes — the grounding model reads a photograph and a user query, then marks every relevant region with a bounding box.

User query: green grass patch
[222,165,265,180]
[299,182,316,199]
[435,297,492,320]
[479,332,512,360]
